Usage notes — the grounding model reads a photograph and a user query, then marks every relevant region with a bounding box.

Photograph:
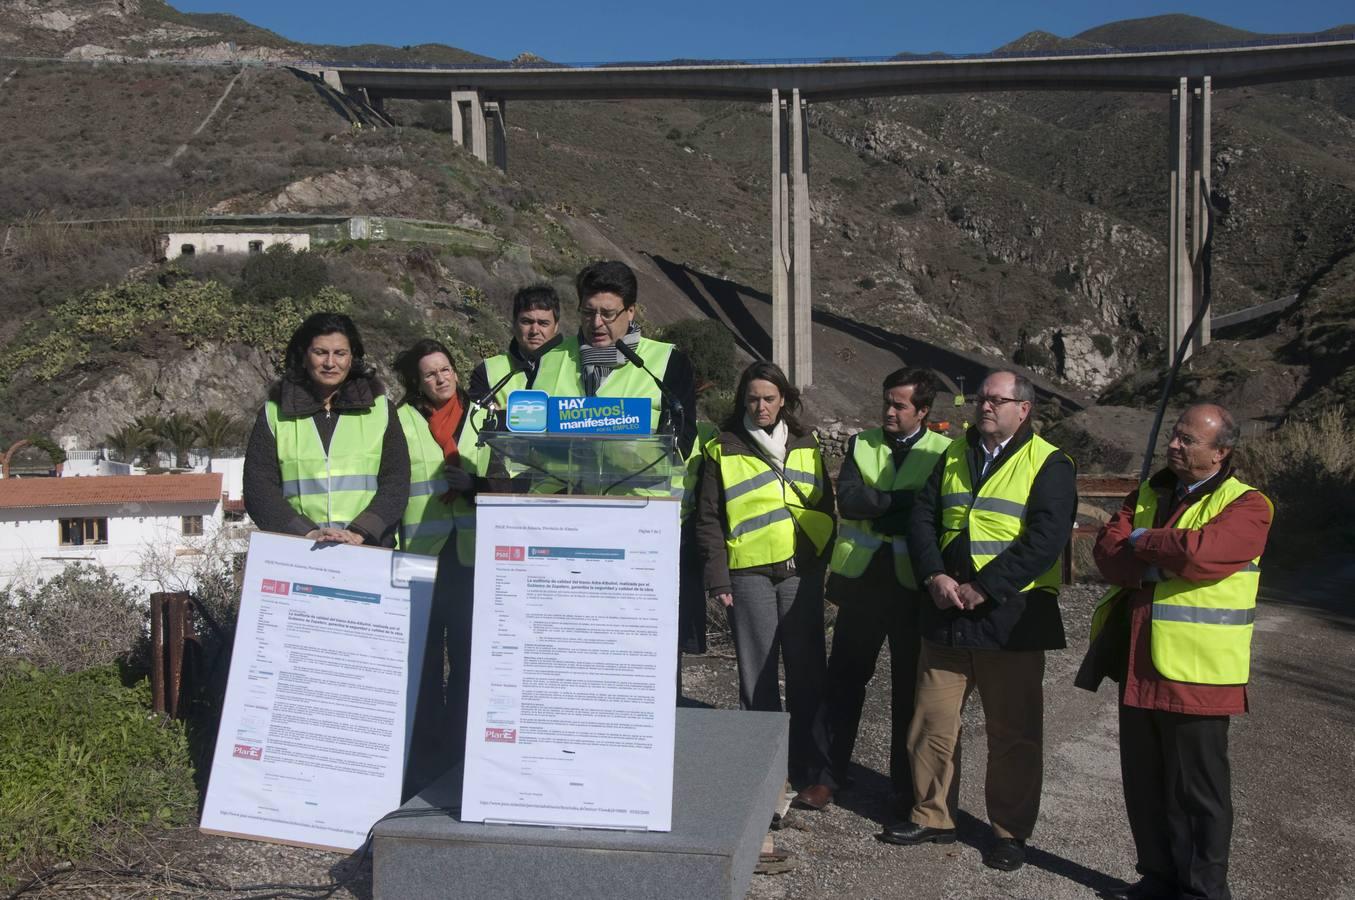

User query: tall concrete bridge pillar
[451,90,487,163]
[450,91,507,172]
[1167,76,1212,362]
[485,99,508,173]
[771,88,813,387]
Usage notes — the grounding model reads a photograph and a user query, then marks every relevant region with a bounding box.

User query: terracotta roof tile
[0,473,223,510]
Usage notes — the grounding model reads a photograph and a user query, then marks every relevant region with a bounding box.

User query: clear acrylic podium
[479,431,685,499]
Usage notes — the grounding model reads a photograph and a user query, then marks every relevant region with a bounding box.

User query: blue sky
[174,0,1354,62]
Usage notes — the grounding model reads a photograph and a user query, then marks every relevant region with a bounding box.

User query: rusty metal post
[167,594,188,719]
[150,591,197,719]
[150,592,166,715]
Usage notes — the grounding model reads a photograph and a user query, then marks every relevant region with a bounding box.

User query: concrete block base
[373,708,788,900]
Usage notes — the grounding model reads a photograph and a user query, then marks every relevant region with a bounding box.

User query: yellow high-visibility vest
[394,403,458,557]
[709,438,834,570]
[480,353,530,410]
[265,397,388,531]
[1090,476,1270,685]
[533,335,674,433]
[829,427,951,588]
[680,420,721,523]
[450,404,492,567]
[937,433,1065,593]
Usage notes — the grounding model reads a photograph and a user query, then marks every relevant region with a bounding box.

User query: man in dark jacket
[822,368,951,815]
[879,370,1076,874]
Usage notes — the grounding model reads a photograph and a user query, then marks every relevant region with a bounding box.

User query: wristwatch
[923,572,942,588]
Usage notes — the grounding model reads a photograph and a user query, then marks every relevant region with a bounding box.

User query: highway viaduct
[308,36,1355,386]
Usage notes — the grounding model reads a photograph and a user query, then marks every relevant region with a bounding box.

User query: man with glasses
[534,260,697,457]
[880,369,1075,874]
[1077,404,1272,900]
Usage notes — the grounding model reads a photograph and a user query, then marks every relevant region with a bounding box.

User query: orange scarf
[427,394,464,466]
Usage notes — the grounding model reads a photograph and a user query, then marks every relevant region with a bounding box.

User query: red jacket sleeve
[1133,490,1273,581]
[1093,490,1150,588]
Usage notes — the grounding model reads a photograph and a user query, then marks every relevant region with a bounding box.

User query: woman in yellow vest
[391,339,476,557]
[693,360,837,809]
[243,312,408,547]
[391,338,480,794]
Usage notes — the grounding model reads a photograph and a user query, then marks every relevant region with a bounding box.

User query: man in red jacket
[1078,403,1273,900]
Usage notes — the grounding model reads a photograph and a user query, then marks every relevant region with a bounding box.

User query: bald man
[1078,403,1273,900]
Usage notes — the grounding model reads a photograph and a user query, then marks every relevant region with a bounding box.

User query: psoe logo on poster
[484,727,518,743]
[494,546,525,561]
[260,579,289,596]
[233,743,263,761]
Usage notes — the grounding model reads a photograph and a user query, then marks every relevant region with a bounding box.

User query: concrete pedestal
[373,708,788,900]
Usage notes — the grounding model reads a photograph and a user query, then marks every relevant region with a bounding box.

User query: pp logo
[494,546,525,561]
[233,743,263,761]
[485,727,518,743]
[260,579,289,596]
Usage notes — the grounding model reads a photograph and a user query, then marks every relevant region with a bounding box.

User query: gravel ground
[13,572,1354,899]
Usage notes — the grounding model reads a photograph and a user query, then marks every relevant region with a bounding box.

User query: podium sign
[461,494,680,831]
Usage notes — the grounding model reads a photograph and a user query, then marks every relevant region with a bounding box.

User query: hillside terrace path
[12,564,1349,898]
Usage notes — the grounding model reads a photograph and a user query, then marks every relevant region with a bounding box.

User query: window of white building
[59,517,108,546]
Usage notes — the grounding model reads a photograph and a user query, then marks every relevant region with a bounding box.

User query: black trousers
[1119,703,1233,900]
[824,553,922,799]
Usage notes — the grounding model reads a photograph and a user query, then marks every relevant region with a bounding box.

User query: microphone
[615,341,685,440]
[473,355,539,432]
[474,355,539,408]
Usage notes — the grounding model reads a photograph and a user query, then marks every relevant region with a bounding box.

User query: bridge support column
[771,88,813,387]
[322,70,344,93]
[485,99,508,173]
[1167,76,1212,363]
[1191,76,1212,350]
[451,90,488,164]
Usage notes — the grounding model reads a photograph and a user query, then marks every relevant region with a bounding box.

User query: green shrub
[1239,407,1355,560]
[0,564,146,674]
[0,278,353,385]
[236,244,328,305]
[0,665,197,889]
[655,318,737,391]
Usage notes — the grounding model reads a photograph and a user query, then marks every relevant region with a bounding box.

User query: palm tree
[132,414,168,467]
[158,413,198,469]
[104,423,152,464]
[197,408,242,466]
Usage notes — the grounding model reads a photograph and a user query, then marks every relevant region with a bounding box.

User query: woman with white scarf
[694,361,838,811]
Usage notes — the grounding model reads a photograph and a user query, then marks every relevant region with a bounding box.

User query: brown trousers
[907,640,1046,839]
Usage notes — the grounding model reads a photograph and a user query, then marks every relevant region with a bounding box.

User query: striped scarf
[579,323,642,396]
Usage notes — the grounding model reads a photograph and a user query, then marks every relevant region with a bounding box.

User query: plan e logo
[260,579,289,596]
[494,546,525,561]
[233,743,263,761]
[485,727,517,743]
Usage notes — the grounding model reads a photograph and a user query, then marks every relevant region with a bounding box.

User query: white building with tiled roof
[0,473,227,594]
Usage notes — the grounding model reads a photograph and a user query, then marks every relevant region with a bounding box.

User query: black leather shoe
[877,821,958,846]
[983,837,1026,871]
[1100,878,1176,900]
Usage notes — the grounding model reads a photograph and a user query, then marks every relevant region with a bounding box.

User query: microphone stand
[615,341,686,450]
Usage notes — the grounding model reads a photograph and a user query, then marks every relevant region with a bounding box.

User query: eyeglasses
[578,305,628,323]
[1167,430,1208,448]
[976,395,1024,408]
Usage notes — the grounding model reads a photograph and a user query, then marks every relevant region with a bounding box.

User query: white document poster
[200,531,433,851]
[462,495,679,831]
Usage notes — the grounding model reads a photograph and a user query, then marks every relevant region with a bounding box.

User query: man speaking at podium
[533,260,698,459]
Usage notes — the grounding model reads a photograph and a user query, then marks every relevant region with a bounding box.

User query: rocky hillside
[1,3,1352,449]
